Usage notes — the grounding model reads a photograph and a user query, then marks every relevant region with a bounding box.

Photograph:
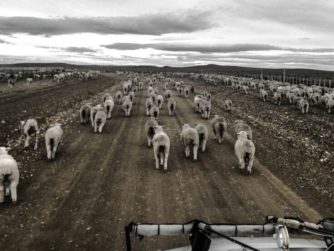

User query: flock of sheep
[0,73,257,204]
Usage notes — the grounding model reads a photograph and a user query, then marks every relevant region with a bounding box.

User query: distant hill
[0,63,333,79]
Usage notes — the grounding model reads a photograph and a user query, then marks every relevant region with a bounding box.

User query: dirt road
[0,74,322,250]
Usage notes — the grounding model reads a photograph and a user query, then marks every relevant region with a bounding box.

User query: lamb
[116,91,123,105]
[102,93,112,102]
[273,92,283,105]
[233,120,252,140]
[326,98,334,114]
[94,108,107,133]
[122,95,133,117]
[167,98,176,116]
[223,99,232,112]
[242,85,249,95]
[90,104,103,127]
[26,77,33,86]
[298,99,309,114]
[234,131,255,174]
[20,119,39,150]
[45,123,63,160]
[180,124,199,160]
[104,98,115,119]
[195,123,208,152]
[150,105,160,119]
[260,89,268,102]
[144,118,158,147]
[146,98,154,116]
[211,115,227,144]
[152,126,170,170]
[200,100,211,119]
[79,103,92,124]
[0,147,19,203]
[194,95,204,112]
[156,95,164,109]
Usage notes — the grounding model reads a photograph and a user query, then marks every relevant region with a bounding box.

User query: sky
[0,0,333,70]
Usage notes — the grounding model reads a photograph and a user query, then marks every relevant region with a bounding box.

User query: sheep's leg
[239,158,245,169]
[213,128,217,139]
[0,183,4,203]
[34,132,39,150]
[185,146,190,158]
[160,152,164,165]
[24,135,30,148]
[193,145,198,161]
[94,123,98,133]
[10,183,17,202]
[247,157,254,174]
[46,142,52,160]
[52,144,57,159]
[147,137,151,147]
[164,151,169,170]
[202,140,207,152]
[153,147,159,169]
[218,136,222,144]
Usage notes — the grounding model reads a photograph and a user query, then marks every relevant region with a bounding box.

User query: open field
[0,72,332,250]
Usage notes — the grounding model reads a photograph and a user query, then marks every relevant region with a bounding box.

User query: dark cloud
[0,10,214,36]
[103,42,334,53]
[64,47,97,53]
[0,38,9,44]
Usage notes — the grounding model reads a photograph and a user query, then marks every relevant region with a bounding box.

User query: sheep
[152,125,170,170]
[233,120,252,140]
[211,115,227,144]
[223,99,232,112]
[180,124,199,160]
[80,103,92,124]
[102,93,112,102]
[150,105,160,119]
[147,86,154,96]
[94,108,107,133]
[242,85,249,95]
[146,98,154,116]
[116,91,123,105]
[326,99,334,114]
[45,123,63,160]
[164,90,172,101]
[298,99,309,114]
[139,82,143,90]
[90,104,103,127]
[194,95,204,112]
[123,82,129,94]
[167,98,176,116]
[0,147,19,203]
[19,119,39,150]
[129,91,135,104]
[184,87,190,98]
[260,89,268,102]
[190,85,195,93]
[104,98,115,119]
[234,131,255,174]
[122,95,133,117]
[144,118,158,147]
[195,123,208,152]
[156,95,164,109]
[26,77,33,86]
[199,100,211,119]
[273,92,283,105]
[149,93,157,105]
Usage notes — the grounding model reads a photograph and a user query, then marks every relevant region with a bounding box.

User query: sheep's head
[154,125,163,133]
[0,147,10,155]
[182,124,190,130]
[237,131,248,140]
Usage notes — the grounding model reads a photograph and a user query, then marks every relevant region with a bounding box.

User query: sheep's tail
[148,127,155,139]
[244,152,250,168]
[49,138,55,152]
[219,123,224,139]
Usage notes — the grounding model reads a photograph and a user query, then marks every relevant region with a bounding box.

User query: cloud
[0,9,215,36]
[64,47,97,53]
[0,38,9,44]
[102,42,334,53]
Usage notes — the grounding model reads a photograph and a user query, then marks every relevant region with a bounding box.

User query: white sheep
[234,131,255,174]
[139,82,143,90]
[45,123,63,160]
[298,99,309,114]
[144,118,158,147]
[129,91,135,104]
[156,95,164,109]
[211,115,227,144]
[180,124,199,160]
[122,95,133,117]
[116,91,123,105]
[90,104,103,127]
[200,100,211,119]
[146,98,154,116]
[242,85,249,95]
[164,90,172,101]
[195,123,208,152]
[233,120,252,140]
[104,98,115,119]
[26,77,33,86]
[273,92,282,105]
[80,103,92,124]
[260,89,268,102]
[102,93,112,102]
[223,99,232,112]
[184,87,190,98]
[194,95,204,112]
[167,98,176,116]
[0,147,19,203]
[152,125,170,170]
[20,119,39,150]
[150,105,160,119]
[326,98,334,114]
[94,108,107,133]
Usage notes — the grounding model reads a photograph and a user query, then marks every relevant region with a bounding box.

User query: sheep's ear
[20,121,25,126]
[6,147,11,152]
